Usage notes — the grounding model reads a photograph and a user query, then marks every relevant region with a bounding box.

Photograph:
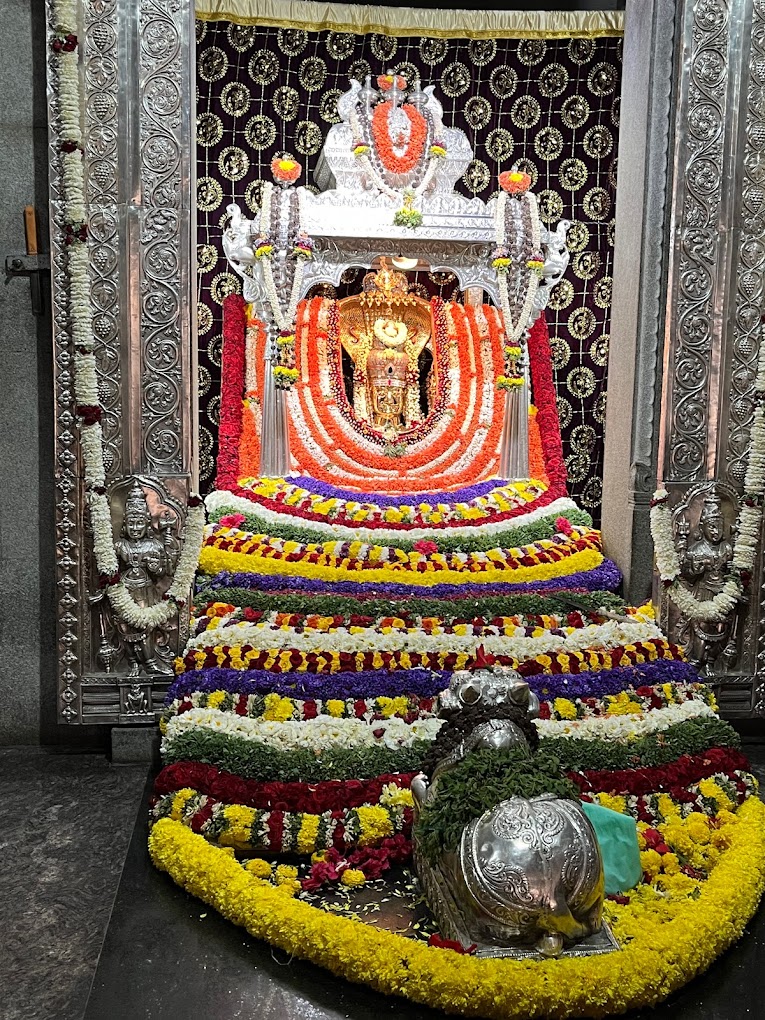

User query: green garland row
[208,505,594,554]
[193,586,627,621]
[162,729,430,782]
[414,747,580,864]
[162,716,739,784]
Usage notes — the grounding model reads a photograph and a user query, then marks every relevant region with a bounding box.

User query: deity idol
[114,482,180,677]
[338,259,434,435]
[676,491,737,672]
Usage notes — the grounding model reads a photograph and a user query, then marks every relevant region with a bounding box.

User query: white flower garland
[205,489,582,544]
[185,617,663,660]
[162,707,443,753]
[494,191,541,347]
[650,322,765,622]
[51,0,205,629]
[533,698,715,742]
[258,181,306,332]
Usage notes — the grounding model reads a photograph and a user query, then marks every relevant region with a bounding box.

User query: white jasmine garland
[184,617,663,660]
[50,0,205,630]
[494,192,541,346]
[533,699,715,742]
[162,708,443,754]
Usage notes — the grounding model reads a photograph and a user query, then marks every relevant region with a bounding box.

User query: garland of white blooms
[258,181,306,332]
[52,0,205,629]
[185,617,663,659]
[162,698,713,752]
[651,321,765,623]
[494,190,541,346]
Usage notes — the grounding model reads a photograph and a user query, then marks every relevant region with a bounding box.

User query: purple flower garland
[165,667,450,703]
[284,475,508,508]
[197,559,623,598]
[166,659,697,706]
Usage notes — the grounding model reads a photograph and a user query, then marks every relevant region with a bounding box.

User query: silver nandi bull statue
[412,664,606,958]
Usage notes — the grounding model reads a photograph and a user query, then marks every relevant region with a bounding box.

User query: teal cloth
[581,800,642,895]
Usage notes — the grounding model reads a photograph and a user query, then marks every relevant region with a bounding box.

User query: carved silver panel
[47,0,196,724]
[657,0,765,716]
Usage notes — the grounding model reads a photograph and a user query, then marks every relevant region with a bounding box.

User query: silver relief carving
[47,0,196,723]
[664,0,732,480]
[663,482,746,674]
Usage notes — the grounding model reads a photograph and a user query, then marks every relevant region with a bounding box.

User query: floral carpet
[148,463,765,1017]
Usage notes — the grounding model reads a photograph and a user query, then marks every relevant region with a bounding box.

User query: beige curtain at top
[194,0,624,39]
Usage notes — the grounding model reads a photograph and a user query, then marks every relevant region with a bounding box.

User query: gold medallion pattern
[195,24,621,517]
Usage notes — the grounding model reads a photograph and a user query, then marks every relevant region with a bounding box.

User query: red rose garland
[527,313,567,498]
[217,293,248,490]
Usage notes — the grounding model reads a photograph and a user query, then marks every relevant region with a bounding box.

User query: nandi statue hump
[412,662,607,958]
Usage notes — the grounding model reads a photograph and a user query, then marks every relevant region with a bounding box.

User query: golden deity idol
[337,259,435,436]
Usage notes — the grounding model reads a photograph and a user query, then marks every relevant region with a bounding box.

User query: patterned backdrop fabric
[195,20,622,522]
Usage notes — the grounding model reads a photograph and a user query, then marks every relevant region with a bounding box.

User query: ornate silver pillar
[47,0,197,723]
[653,0,765,716]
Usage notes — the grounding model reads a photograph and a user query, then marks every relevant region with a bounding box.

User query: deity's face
[125,511,149,540]
[701,512,723,544]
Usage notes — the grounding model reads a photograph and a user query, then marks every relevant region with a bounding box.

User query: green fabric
[581,801,642,895]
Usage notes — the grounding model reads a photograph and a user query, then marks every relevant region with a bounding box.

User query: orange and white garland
[51,0,204,629]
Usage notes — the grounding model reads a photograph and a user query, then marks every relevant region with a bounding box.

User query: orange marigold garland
[371,101,428,175]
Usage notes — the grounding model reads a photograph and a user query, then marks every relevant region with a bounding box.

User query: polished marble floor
[0,747,147,1020]
[3,743,765,1020]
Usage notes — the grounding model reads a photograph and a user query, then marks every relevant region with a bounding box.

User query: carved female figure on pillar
[676,491,737,673]
[114,482,180,677]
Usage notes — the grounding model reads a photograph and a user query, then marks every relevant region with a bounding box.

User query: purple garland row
[165,667,449,703]
[165,659,698,706]
[196,559,623,598]
[281,475,509,508]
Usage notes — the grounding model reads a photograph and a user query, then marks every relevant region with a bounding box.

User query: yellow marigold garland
[149,797,765,1019]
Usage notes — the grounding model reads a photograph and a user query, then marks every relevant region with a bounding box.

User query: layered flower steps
[150,475,765,1018]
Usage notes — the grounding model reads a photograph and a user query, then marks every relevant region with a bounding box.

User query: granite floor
[3,744,765,1020]
[0,748,147,1020]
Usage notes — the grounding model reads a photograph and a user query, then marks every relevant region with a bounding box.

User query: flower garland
[493,188,541,346]
[584,771,756,825]
[206,500,592,553]
[301,835,412,892]
[176,637,685,682]
[349,87,445,228]
[149,796,765,1018]
[163,689,437,727]
[154,761,416,814]
[163,715,738,783]
[650,322,765,621]
[534,699,716,742]
[162,707,443,754]
[183,612,661,663]
[216,293,248,490]
[537,681,716,722]
[152,786,413,855]
[166,666,449,703]
[162,727,429,783]
[254,181,312,390]
[49,0,204,629]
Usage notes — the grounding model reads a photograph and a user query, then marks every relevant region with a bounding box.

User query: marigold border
[149,797,765,1019]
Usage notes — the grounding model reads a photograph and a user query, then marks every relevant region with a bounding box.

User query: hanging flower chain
[256,180,310,389]
[349,98,444,229]
[650,325,765,622]
[493,188,542,350]
[50,0,205,630]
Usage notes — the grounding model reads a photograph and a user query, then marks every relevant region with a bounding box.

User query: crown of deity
[125,482,150,517]
[699,491,723,522]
